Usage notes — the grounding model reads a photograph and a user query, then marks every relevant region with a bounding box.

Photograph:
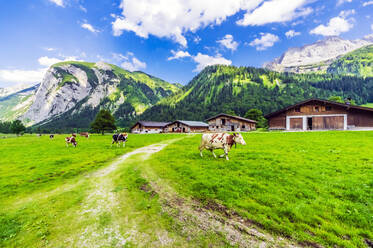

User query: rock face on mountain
[20,61,180,126]
[265,35,373,73]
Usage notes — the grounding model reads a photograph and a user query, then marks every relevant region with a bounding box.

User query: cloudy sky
[0,0,372,87]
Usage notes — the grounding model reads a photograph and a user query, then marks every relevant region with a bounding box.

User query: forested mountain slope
[327,45,373,77]
[138,65,373,122]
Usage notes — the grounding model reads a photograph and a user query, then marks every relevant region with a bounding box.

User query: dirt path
[74,143,170,247]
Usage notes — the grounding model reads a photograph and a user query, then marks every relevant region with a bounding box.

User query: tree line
[0,120,26,135]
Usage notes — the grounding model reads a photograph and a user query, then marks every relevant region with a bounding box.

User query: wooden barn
[266,98,373,131]
[206,113,256,132]
[131,121,169,133]
[164,120,209,133]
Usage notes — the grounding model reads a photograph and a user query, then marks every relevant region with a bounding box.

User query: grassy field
[1,131,372,247]
[0,133,183,247]
[147,131,373,247]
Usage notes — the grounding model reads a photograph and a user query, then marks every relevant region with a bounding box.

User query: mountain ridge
[265,35,373,74]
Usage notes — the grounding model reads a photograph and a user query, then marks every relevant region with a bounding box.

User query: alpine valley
[1,35,372,131]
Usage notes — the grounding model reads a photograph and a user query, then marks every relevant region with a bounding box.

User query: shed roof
[166,120,209,127]
[206,113,257,123]
[265,98,373,118]
[131,121,169,129]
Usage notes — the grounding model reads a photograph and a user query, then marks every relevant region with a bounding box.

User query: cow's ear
[233,133,236,136]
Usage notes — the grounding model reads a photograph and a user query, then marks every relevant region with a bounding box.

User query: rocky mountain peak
[265,35,373,73]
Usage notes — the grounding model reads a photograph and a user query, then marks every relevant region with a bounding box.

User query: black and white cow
[50,134,54,139]
[112,133,128,147]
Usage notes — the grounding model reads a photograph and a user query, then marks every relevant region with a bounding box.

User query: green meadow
[1,131,372,247]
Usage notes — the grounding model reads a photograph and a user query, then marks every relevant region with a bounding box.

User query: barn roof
[166,120,209,127]
[206,113,257,123]
[131,121,169,129]
[265,98,373,118]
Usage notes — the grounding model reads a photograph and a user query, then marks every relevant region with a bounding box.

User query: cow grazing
[71,133,77,137]
[80,132,89,138]
[199,133,246,160]
[112,133,128,147]
[65,136,77,147]
[50,134,54,139]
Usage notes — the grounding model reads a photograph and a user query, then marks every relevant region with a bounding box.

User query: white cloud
[371,24,373,30]
[192,53,231,72]
[121,57,146,72]
[111,0,314,46]
[168,50,191,60]
[44,47,56,52]
[363,1,373,6]
[38,56,63,67]
[194,36,201,44]
[285,30,301,38]
[0,68,47,84]
[49,0,64,7]
[237,0,313,26]
[38,56,81,67]
[339,9,355,18]
[111,0,268,47]
[337,0,352,6]
[217,34,239,51]
[114,53,147,72]
[249,33,279,50]
[310,16,353,36]
[81,23,99,33]
[79,5,87,12]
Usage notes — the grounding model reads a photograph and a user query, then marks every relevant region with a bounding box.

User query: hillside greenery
[138,65,373,124]
[327,45,373,77]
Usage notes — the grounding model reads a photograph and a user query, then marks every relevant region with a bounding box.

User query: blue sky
[0,0,372,87]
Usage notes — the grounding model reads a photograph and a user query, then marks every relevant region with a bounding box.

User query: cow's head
[233,133,246,145]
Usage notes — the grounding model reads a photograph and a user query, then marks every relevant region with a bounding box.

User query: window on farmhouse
[242,125,246,129]
[315,106,319,112]
[222,119,226,125]
[295,107,300,112]
[326,106,332,111]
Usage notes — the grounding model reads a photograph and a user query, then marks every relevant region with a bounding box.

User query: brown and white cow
[80,132,89,138]
[65,136,77,147]
[199,133,246,160]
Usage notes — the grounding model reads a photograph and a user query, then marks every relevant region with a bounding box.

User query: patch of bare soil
[144,176,308,248]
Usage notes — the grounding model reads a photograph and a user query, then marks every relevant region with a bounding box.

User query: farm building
[164,120,209,133]
[130,121,169,133]
[206,113,257,132]
[266,98,373,131]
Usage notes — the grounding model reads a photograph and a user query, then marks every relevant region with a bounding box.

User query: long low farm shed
[266,98,373,131]
[206,113,256,132]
